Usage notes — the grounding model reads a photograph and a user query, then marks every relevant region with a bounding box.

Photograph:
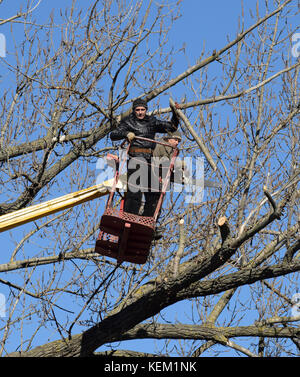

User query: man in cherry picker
[153,130,182,167]
[151,129,184,195]
[110,98,180,237]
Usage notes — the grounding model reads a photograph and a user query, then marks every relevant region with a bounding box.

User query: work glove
[171,102,181,115]
[127,132,135,142]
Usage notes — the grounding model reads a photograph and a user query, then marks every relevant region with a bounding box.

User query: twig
[67,262,121,339]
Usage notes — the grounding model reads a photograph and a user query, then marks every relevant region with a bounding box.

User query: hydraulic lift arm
[0,176,126,233]
[0,150,219,234]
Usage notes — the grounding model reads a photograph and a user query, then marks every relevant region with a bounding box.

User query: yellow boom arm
[0,176,127,233]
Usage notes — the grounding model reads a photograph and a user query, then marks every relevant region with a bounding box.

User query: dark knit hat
[163,130,182,141]
[132,98,148,110]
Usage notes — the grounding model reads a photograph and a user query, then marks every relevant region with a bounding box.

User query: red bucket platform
[95,208,155,264]
[94,136,178,265]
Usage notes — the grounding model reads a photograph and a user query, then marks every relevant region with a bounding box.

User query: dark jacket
[110,112,178,151]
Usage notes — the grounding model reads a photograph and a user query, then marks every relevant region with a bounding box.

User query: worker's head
[164,130,182,148]
[132,98,148,120]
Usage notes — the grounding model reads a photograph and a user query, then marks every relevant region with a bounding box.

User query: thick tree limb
[172,218,185,277]
[155,63,300,116]
[0,131,96,162]
[0,249,97,273]
[144,0,292,103]
[99,322,300,344]
[7,205,298,357]
[180,260,300,300]
[0,119,112,215]
[170,97,217,171]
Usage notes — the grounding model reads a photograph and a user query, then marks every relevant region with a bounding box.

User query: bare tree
[0,0,299,357]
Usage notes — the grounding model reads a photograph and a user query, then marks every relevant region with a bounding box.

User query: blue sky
[0,0,265,76]
[0,0,299,357]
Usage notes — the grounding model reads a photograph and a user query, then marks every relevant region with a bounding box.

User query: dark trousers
[124,155,161,217]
